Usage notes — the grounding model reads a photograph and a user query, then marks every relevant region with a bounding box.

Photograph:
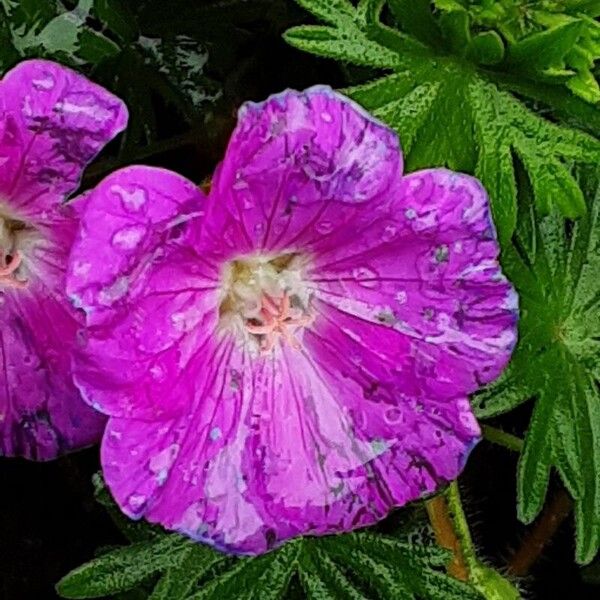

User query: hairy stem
[446,481,480,575]
[425,483,471,581]
[508,488,573,576]
[481,425,524,453]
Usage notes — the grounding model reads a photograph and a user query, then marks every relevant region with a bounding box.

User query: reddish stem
[425,494,470,581]
[508,488,573,576]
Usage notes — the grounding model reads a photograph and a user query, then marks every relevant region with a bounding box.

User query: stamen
[0,251,26,289]
[245,292,314,354]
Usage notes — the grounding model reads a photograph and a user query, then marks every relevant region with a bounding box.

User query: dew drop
[72,260,91,277]
[112,225,146,250]
[150,364,166,381]
[382,223,398,241]
[406,176,424,194]
[128,494,147,510]
[384,407,402,423]
[111,185,148,211]
[98,276,129,305]
[149,443,180,476]
[395,290,407,304]
[32,75,55,90]
[352,265,380,288]
[320,111,333,123]
[316,220,334,234]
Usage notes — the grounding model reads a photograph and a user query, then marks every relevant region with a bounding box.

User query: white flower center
[0,210,31,289]
[218,253,315,354]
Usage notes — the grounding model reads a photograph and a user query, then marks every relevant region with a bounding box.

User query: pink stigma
[245,292,314,354]
[0,252,26,289]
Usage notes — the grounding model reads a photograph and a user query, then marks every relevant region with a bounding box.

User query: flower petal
[0,59,127,221]
[0,285,105,460]
[68,166,217,418]
[311,169,518,396]
[100,325,478,554]
[201,86,403,259]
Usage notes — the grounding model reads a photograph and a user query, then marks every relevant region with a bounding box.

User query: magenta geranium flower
[0,60,127,460]
[67,87,517,554]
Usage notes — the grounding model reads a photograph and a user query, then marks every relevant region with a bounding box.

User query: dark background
[1,1,599,598]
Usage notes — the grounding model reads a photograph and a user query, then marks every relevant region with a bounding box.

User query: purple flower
[67,87,518,554]
[0,60,127,460]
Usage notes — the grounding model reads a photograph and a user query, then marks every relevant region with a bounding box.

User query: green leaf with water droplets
[474,172,600,564]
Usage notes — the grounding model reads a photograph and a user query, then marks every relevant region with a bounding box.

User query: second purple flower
[67,87,518,554]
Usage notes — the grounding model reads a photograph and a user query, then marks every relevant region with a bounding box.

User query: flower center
[0,213,29,289]
[218,253,315,354]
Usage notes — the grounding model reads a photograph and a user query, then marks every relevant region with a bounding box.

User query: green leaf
[148,546,229,600]
[58,530,483,599]
[92,0,138,43]
[56,535,192,598]
[387,0,443,49]
[285,0,600,244]
[466,31,505,65]
[474,175,600,564]
[508,18,585,72]
[1,0,119,66]
[295,0,355,26]
[284,25,403,68]
[462,1,600,104]
[136,34,221,120]
[438,7,471,55]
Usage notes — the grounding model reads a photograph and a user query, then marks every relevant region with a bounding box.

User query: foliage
[475,170,600,564]
[434,0,600,103]
[56,480,482,600]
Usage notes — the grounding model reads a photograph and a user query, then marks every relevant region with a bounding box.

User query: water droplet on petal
[395,290,407,304]
[352,266,380,289]
[150,364,166,381]
[320,111,333,123]
[382,223,398,241]
[128,494,147,511]
[384,407,402,423]
[149,444,180,478]
[98,276,129,305]
[111,185,148,211]
[32,75,55,90]
[316,220,334,234]
[112,225,146,250]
